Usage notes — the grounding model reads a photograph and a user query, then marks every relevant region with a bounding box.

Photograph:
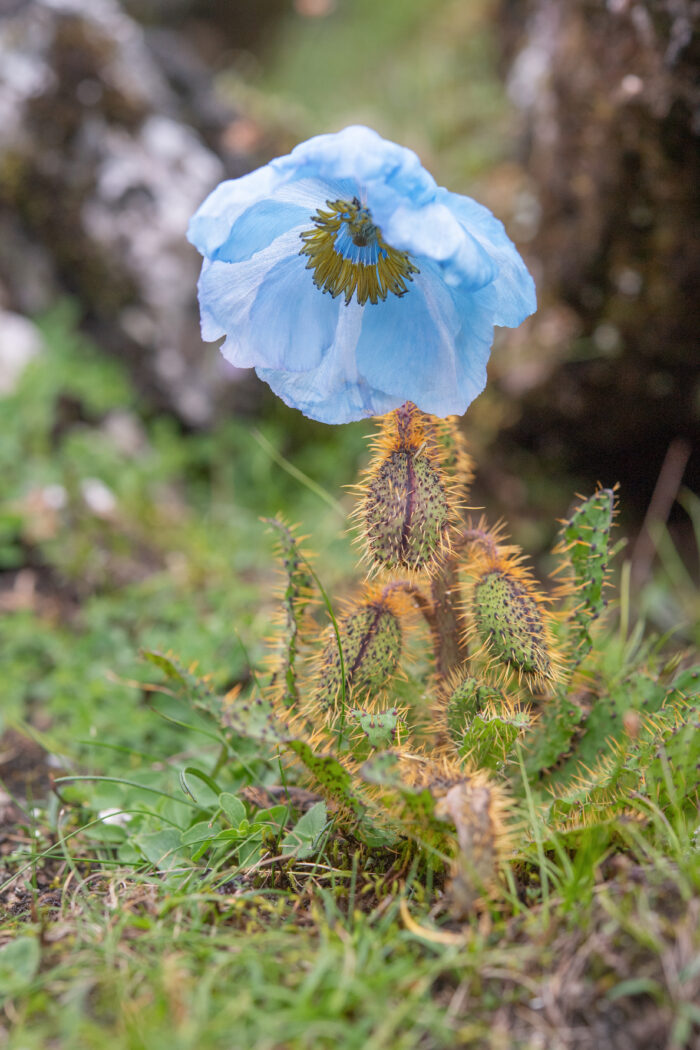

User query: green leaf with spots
[222,692,291,745]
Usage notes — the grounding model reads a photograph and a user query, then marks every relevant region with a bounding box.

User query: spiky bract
[354,403,470,577]
[351,705,404,750]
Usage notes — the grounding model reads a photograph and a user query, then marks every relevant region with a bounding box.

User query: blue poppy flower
[188,125,536,424]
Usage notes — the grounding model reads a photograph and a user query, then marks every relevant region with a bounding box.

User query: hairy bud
[443,675,508,744]
[354,403,468,576]
[314,590,404,709]
[473,568,553,681]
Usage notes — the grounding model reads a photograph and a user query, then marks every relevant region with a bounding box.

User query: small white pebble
[98,808,132,827]
[621,74,644,97]
[81,477,117,517]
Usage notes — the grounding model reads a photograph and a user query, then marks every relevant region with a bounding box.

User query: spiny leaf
[287,740,366,819]
[457,704,532,771]
[263,517,315,710]
[555,486,617,661]
[360,752,441,829]
[223,692,290,745]
[443,675,509,743]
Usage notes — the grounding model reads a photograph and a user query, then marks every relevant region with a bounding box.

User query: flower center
[299,197,419,307]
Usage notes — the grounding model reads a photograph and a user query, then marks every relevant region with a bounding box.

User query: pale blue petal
[203,177,356,264]
[354,261,492,417]
[437,188,536,325]
[376,201,497,291]
[247,250,341,372]
[258,302,398,423]
[187,166,283,258]
[197,227,311,368]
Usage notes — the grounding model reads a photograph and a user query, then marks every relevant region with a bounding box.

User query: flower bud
[473,568,553,682]
[355,402,466,576]
[363,449,451,573]
[314,592,403,709]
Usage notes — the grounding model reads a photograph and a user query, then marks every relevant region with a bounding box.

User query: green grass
[3,816,698,1049]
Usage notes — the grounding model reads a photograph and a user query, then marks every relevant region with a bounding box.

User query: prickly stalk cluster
[151,409,699,918]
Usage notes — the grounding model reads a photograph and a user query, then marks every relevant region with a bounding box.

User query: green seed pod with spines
[313,589,406,710]
[364,450,450,573]
[354,403,467,577]
[473,569,553,681]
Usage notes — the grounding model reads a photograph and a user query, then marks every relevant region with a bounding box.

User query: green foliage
[444,675,504,738]
[281,801,328,859]
[0,937,40,1004]
[456,704,532,772]
[263,517,315,709]
[126,415,697,913]
[352,707,402,749]
[2,304,698,1050]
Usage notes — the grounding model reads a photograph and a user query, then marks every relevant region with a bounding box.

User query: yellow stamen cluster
[299,198,419,306]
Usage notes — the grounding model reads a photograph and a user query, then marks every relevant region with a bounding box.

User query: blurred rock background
[0,0,697,541]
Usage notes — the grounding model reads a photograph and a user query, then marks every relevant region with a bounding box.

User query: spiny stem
[429,556,467,681]
[375,551,467,681]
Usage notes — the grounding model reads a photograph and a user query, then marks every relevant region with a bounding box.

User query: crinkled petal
[189,176,355,265]
[197,226,335,370]
[377,201,497,291]
[437,187,536,326]
[187,166,284,258]
[276,125,437,207]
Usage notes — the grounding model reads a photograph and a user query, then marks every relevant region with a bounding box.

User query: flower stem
[429,557,467,681]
